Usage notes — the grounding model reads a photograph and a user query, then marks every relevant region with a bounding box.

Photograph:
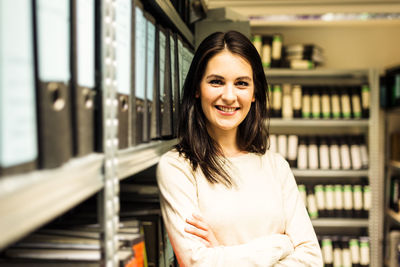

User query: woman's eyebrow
[206,74,224,80]
[236,76,252,81]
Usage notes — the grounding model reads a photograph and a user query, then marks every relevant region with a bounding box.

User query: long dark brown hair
[176,31,270,187]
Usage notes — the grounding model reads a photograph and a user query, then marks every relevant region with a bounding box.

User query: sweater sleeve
[156,152,294,267]
[273,155,323,267]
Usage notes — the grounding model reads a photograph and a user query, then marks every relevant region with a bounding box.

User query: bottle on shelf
[321,87,331,119]
[332,236,342,267]
[334,184,344,217]
[340,87,352,119]
[361,84,370,118]
[271,34,283,68]
[324,184,335,217]
[343,184,354,218]
[350,135,362,170]
[359,236,370,267]
[302,87,311,119]
[306,185,318,219]
[329,136,341,170]
[282,84,293,119]
[272,84,282,117]
[292,84,302,118]
[261,35,272,68]
[363,183,371,218]
[349,237,361,267]
[277,134,288,160]
[287,134,298,168]
[353,184,364,218]
[341,236,352,267]
[319,136,330,170]
[314,184,327,217]
[311,87,321,119]
[251,34,262,56]
[297,136,308,169]
[331,87,341,119]
[339,136,352,170]
[308,136,319,169]
[321,236,334,267]
[359,135,369,169]
[351,86,362,119]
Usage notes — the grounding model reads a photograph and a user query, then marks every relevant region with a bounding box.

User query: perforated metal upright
[368,68,385,267]
[99,0,120,266]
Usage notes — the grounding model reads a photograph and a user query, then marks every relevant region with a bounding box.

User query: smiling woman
[156,31,323,266]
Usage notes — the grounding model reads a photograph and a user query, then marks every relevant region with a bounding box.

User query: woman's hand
[185,213,220,248]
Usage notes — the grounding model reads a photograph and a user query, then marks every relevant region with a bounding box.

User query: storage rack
[0,1,192,266]
[266,68,385,267]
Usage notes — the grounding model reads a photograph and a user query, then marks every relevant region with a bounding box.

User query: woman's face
[197,50,255,137]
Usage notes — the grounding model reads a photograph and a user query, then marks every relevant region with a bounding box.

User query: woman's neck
[207,127,243,157]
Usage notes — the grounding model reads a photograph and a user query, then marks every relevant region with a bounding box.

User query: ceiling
[204,0,400,16]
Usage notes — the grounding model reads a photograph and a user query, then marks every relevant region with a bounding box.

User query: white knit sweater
[156,149,323,267]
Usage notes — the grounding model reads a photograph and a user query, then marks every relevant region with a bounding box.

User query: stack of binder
[0,220,146,267]
[1,0,100,176]
[283,44,324,69]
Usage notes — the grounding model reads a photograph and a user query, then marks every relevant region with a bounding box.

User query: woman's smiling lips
[215,105,240,115]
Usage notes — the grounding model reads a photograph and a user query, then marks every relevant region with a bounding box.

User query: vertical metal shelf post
[99,0,120,266]
[368,68,385,266]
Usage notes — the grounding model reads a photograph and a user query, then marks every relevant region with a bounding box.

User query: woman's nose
[221,83,236,103]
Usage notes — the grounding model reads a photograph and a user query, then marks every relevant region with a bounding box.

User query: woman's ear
[195,91,200,98]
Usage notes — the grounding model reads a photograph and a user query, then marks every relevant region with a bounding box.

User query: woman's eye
[209,79,223,85]
[236,81,249,87]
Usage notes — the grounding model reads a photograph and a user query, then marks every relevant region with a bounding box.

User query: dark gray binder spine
[130,0,137,146]
[70,0,96,156]
[116,0,132,149]
[33,0,73,169]
[170,32,179,137]
[144,12,158,141]
[161,27,173,138]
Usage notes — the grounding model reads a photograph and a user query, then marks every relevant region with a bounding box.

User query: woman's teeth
[217,106,237,112]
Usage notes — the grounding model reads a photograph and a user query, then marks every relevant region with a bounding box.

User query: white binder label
[0,0,38,166]
[116,0,131,94]
[37,0,70,82]
[134,6,145,99]
[77,0,95,88]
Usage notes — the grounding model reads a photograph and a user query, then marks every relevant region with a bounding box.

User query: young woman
[156,31,323,266]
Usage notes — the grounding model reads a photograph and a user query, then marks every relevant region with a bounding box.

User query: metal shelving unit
[0,1,190,266]
[0,153,104,250]
[266,68,384,267]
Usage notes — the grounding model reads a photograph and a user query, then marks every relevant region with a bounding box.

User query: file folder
[158,26,173,138]
[132,1,146,145]
[33,0,73,169]
[0,0,38,176]
[177,35,184,102]
[70,0,96,156]
[115,0,133,149]
[168,30,180,138]
[144,12,157,142]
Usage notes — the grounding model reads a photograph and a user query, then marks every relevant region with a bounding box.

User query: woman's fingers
[186,216,208,231]
[185,224,209,239]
